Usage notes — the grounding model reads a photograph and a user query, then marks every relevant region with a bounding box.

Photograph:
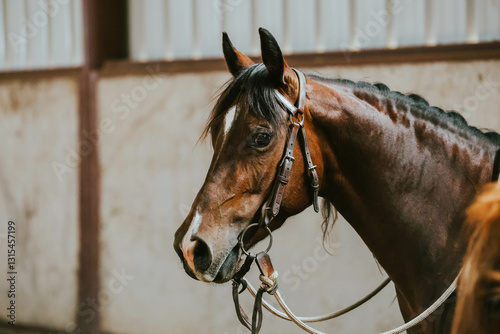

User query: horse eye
[253,133,272,147]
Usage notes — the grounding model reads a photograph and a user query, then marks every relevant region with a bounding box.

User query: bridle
[234,68,319,282]
[231,68,323,331]
[229,68,495,334]
[258,68,320,228]
[231,68,397,333]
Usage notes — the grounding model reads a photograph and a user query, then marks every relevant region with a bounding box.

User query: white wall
[0,76,79,329]
[98,60,500,334]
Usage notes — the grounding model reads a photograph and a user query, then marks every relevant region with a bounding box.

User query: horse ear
[259,28,288,85]
[222,32,254,77]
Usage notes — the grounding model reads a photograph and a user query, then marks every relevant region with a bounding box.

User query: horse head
[173,29,323,283]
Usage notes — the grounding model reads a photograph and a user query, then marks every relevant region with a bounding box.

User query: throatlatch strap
[260,68,320,226]
[272,123,300,216]
[300,126,320,212]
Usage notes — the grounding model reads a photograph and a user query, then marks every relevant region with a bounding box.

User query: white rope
[245,278,392,323]
[380,277,457,334]
[243,276,457,334]
[274,290,325,334]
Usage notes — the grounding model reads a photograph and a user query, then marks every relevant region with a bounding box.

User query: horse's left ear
[259,28,289,85]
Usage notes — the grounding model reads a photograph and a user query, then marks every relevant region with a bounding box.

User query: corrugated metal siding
[1,1,499,70]
[0,0,83,71]
[128,0,500,61]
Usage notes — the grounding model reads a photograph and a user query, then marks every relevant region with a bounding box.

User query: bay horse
[173,28,500,334]
[451,181,500,334]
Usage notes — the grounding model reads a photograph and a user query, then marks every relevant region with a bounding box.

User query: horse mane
[309,74,500,147]
[206,68,500,148]
[311,75,500,242]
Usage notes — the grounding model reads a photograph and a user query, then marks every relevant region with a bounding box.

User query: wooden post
[78,1,127,333]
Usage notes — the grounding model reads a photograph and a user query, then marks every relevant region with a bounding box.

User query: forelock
[202,64,286,144]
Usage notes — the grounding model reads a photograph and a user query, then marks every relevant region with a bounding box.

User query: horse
[451,181,500,334]
[173,28,500,334]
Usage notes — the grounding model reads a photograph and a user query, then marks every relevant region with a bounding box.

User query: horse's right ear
[222,32,254,77]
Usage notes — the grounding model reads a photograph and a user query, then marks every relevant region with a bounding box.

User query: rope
[244,278,392,323]
[241,276,457,334]
[274,290,325,334]
[380,277,457,334]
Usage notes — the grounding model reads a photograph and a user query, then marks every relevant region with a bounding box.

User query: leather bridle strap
[232,281,252,331]
[280,69,319,212]
[258,68,319,227]
[300,126,320,212]
[257,121,300,226]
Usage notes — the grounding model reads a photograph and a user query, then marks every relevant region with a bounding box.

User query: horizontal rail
[99,42,500,78]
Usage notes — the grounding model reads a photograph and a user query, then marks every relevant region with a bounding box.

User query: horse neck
[308,79,498,312]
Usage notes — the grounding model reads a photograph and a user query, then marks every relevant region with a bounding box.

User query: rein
[230,68,496,334]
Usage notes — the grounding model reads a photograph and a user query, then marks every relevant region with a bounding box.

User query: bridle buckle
[279,153,295,167]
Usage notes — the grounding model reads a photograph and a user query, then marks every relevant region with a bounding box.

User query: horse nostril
[192,237,212,273]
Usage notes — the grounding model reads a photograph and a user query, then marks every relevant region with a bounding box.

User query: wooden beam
[100,42,500,77]
[77,69,100,334]
[0,68,81,81]
[77,1,127,333]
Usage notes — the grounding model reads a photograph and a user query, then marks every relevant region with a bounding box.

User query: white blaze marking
[212,106,238,167]
[224,106,236,137]
[181,211,203,271]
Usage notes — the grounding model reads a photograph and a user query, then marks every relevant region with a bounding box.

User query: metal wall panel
[321,0,350,52]
[0,1,6,68]
[478,0,500,41]
[353,0,386,49]
[222,0,253,55]
[1,1,498,70]
[253,0,284,54]
[433,0,467,44]
[127,0,499,61]
[0,0,83,71]
[194,0,222,58]
[4,0,26,69]
[395,0,426,47]
[144,0,166,60]
[284,0,316,53]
